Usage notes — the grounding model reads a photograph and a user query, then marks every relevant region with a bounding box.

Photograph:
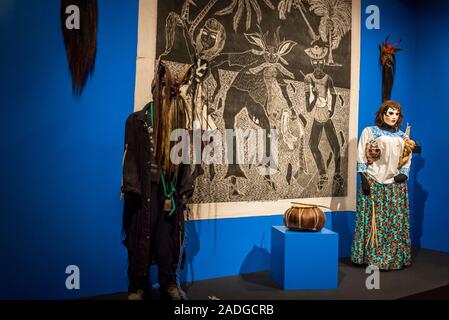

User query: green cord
[149,101,154,127]
[151,101,178,216]
[161,172,177,216]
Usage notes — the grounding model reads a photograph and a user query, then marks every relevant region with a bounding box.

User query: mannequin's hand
[360,173,371,196]
[394,174,408,183]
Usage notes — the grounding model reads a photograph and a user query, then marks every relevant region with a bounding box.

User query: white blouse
[357,126,411,184]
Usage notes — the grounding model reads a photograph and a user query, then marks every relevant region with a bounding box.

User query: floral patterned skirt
[351,178,411,270]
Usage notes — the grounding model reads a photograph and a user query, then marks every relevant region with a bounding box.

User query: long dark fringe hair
[151,61,190,180]
[61,0,98,96]
[381,57,394,102]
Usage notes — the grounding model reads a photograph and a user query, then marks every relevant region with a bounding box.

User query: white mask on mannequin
[383,107,400,126]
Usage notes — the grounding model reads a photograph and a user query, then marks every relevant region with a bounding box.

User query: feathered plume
[380,35,402,102]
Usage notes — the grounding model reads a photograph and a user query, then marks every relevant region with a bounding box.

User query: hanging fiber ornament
[61,0,98,96]
[380,35,401,102]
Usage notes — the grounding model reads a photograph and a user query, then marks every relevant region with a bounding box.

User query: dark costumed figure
[351,100,415,270]
[121,62,194,300]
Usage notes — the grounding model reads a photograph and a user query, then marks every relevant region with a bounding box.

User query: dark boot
[159,284,188,300]
[128,290,144,301]
[128,275,150,300]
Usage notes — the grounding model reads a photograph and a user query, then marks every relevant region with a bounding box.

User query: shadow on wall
[328,136,357,258]
[149,219,201,288]
[179,220,200,289]
[410,154,426,253]
[239,232,271,277]
[331,211,355,258]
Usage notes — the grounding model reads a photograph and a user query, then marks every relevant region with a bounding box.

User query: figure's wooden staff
[293,0,320,44]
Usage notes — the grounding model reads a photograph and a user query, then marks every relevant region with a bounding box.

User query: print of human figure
[187,18,227,182]
[161,13,228,182]
[303,45,344,192]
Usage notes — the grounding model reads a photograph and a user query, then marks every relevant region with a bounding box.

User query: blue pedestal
[271,226,339,290]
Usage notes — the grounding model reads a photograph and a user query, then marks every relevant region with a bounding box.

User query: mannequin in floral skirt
[351,100,415,270]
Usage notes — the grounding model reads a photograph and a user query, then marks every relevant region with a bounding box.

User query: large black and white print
[156,0,353,203]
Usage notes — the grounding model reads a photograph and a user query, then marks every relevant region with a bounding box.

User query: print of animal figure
[215,26,304,196]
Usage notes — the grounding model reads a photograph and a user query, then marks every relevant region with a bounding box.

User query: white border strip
[134,0,157,111]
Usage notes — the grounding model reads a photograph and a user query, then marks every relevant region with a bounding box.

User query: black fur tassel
[380,36,401,102]
[381,55,395,102]
[61,0,98,96]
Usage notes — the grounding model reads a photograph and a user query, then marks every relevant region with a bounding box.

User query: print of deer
[222,26,299,184]
[245,26,297,120]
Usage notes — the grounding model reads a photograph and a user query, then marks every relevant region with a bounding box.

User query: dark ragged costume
[121,62,194,298]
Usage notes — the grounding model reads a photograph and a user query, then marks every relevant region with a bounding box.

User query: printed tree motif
[278,0,320,44]
[308,0,351,66]
[163,0,219,59]
[215,0,275,32]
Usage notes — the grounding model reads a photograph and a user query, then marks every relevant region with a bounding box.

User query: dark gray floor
[89,248,449,300]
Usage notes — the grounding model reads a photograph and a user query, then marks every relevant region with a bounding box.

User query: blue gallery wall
[357,0,449,254]
[406,0,449,253]
[0,0,448,300]
[358,0,417,132]
[329,0,419,258]
[167,0,424,286]
[359,0,449,254]
[0,0,139,299]
[180,213,333,284]
[358,0,420,247]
